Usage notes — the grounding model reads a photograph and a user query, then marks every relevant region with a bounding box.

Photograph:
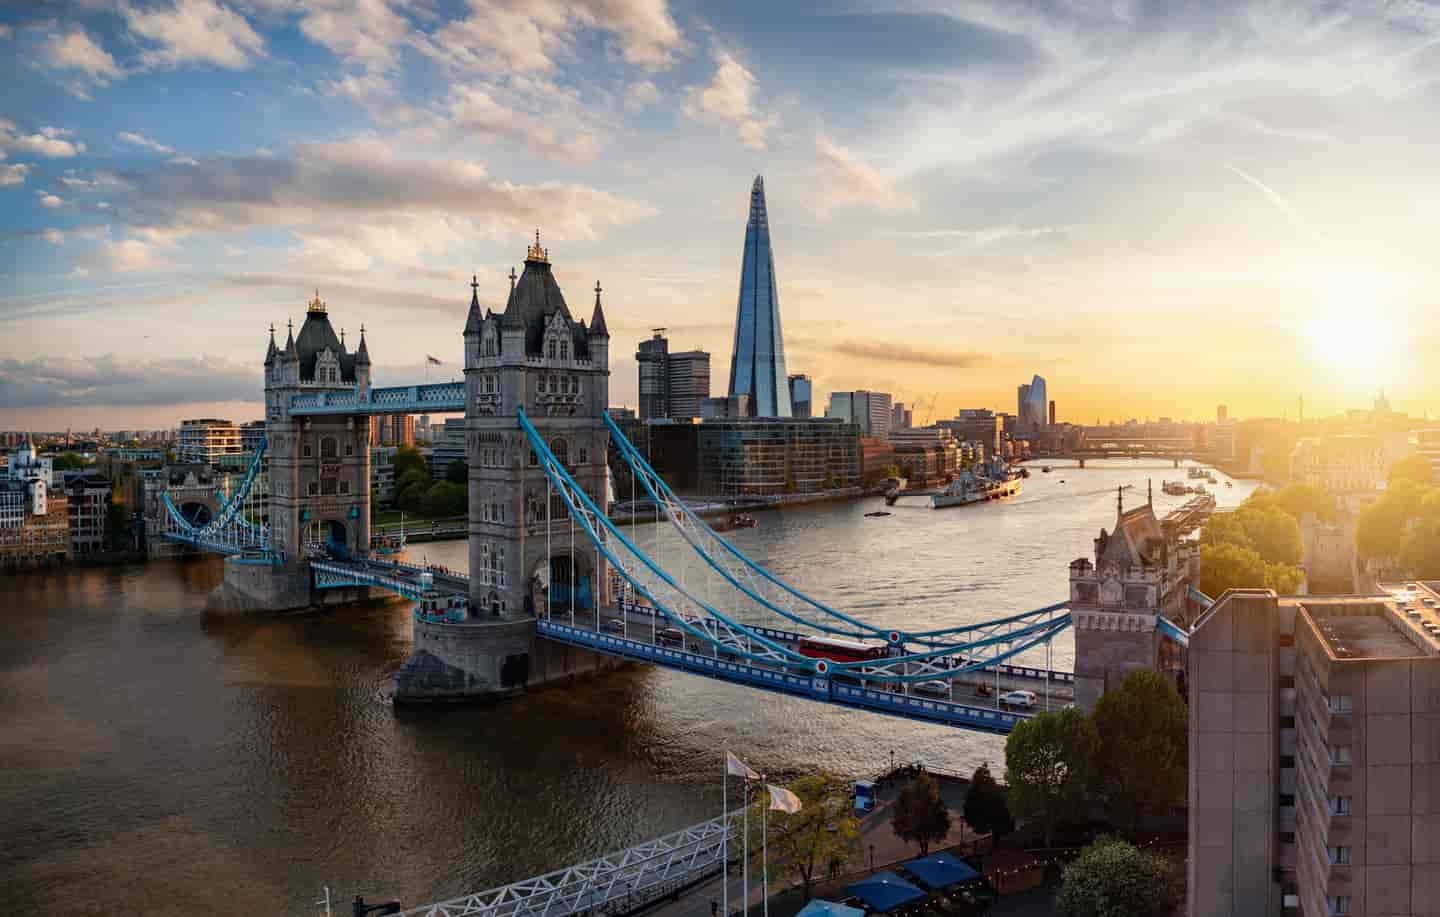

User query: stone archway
[179,501,213,526]
[532,550,595,615]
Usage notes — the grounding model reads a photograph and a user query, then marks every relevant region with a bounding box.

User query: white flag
[766,784,802,814]
[726,751,760,781]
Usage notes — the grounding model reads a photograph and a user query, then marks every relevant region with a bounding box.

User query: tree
[962,763,1013,846]
[391,445,427,481]
[892,772,951,856]
[1389,453,1434,487]
[422,481,466,517]
[1232,503,1301,565]
[1090,671,1187,836]
[1356,479,1429,560]
[1271,483,1335,522]
[54,452,86,470]
[761,773,859,901]
[445,458,468,485]
[1198,513,1253,551]
[395,467,432,513]
[1004,706,1097,847]
[1264,561,1305,594]
[1198,541,1266,598]
[1055,836,1181,917]
[1400,517,1440,579]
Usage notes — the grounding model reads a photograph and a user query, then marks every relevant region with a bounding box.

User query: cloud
[41,229,65,245]
[0,354,256,408]
[0,162,29,186]
[118,131,176,154]
[40,29,123,84]
[625,79,660,110]
[0,119,86,158]
[101,238,157,271]
[298,0,411,75]
[683,50,772,150]
[91,138,653,271]
[37,191,64,208]
[823,339,992,370]
[443,84,599,163]
[418,0,684,77]
[815,136,914,211]
[123,0,266,70]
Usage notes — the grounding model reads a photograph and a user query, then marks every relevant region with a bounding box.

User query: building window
[1279,716,1295,729]
[303,443,313,458]
[322,478,337,496]
[345,443,354,456]
[321,437,337,458]
[1330,745,1353,765]
[547,340,556,359]
[308,481,319,496]
[339,480,349,494]
[551,438,568,466]
[1326,895,1352,914]
[578,447,588,465]
[1327,846,1351,866]
[1328,796,1352,816]
[559,339,569,360]
[1328,694,1353,714]
[1279,755,1295,769]
[529,449,538,467]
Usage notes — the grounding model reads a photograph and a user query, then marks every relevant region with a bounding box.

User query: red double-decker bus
[797,636,889,663]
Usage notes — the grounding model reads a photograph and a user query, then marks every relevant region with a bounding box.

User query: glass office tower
[727,175,792,417]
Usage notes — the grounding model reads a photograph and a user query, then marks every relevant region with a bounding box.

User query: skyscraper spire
[727,174,791,417]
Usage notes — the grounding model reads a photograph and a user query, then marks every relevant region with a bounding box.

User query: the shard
[727,175,791,417]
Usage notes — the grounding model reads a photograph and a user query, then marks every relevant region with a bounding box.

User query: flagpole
[722,755,729,917]
[742,779,750,917]
[762,779,769,917]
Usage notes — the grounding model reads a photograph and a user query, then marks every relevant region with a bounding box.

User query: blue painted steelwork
[288,382,464,416]
[605,409,1066,646]
[311,559,428,599]
[1157,615,1190,648]
[522,408,1073,682]
[538,620,1026,734]
[1189,585,1214,610]
[160,438,272,557]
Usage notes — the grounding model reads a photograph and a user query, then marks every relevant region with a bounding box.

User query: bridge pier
[394,616,625,702]
[219,558,316,611]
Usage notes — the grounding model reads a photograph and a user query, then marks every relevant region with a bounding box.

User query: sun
[1304,314,1392,372]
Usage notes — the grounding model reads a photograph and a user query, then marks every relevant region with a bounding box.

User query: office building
[1187,588,1440,917]
[788,374,813,418]
[727,175,791,417]
[1016,375,1048,430]
[938,410,1004,462]
[1289,435,1391,496]
[888,428,959,485]
[636,330,711,420]
[431,418,467,479]
[178,418,243,464]
[701,394,750,420]
[1218,404,1229,423]
[371,414,415,448]
[891,403,913,431]
[1,437,70,567]
[240,420,266,454]
[697,418,859,496]
[1048,399,1056,426]
[371,448,396,503]
[63,472,111,555]
[826,390,893,439]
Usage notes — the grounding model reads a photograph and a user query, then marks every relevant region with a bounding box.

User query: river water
[0,461,1254,915]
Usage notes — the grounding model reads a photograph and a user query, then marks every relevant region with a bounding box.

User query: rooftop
[1297,594,1438,660]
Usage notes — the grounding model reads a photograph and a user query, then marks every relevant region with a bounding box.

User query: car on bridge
[999,689,1037,709]
[657,627,685,647]
[912,680,952,698]
[601,618,626,634]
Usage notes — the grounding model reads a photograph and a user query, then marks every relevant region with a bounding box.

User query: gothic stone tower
[262,291,373,568]
[464,234,610,620]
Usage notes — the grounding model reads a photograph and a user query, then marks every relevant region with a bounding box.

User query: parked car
[999,689,1037,709]
[601,618,626,634]
[912,680,951,698]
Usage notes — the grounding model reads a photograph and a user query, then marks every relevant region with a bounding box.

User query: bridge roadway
[317,558,1075,733]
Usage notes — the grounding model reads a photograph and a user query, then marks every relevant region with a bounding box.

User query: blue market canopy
[902,852,980,890]
[796,900,866,917]
[845,872,928,912]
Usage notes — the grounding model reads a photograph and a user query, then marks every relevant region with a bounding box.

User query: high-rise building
[1048,399,1056,426]
[727,176,791,417]
[1217,404,1228,423]
[788,374,812,418]
[1187,588,1440,917]
[240,420,266,454]
[1016,375,1048,430]
[636,330,711,420]
[431,418,467,480]
[891,402,913,431]
[938,409,1003,462]
[697,417,858,496]
[177,419,242,464]
[826,390,893,438]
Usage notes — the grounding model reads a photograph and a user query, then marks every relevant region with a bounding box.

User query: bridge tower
[226,292,372,609]
[393,234,613,700]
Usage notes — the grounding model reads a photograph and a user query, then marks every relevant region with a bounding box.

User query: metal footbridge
[154,437,274,557]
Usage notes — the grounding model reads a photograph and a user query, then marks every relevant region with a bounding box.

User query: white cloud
[40,29,123,84]
[37,191,64,208]
[443,84,598,163]
[298,0,411,74]
[41,228,65,245]
[0,162,29,186]
[625,79,660,110]
[0,24,10,40]
[0,119,86,158]
[683,50,772,151]
[815,136,914,211]
[102,238,157,271]
[118,131,175,154]
[0,354,256,407]
[123,0,266,70]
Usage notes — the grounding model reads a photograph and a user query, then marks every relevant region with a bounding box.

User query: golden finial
[526,229,549,263]
[308,288,326,313]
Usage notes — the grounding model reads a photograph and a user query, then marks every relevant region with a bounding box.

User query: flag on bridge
[426,354,443,365]
[766,783,802,814]
[726,751,760,781]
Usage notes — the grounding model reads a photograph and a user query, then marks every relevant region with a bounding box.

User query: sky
[3,0,1440,432]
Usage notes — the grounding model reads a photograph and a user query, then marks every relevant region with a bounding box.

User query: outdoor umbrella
[900,852,980,891]
[844,872,927,913]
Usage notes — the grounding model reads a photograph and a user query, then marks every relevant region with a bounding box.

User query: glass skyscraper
[727,175,791,417]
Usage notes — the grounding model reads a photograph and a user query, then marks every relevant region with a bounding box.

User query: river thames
[0,460,1255,915]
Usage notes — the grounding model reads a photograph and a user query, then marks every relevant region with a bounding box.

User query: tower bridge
[169,232,1094,731]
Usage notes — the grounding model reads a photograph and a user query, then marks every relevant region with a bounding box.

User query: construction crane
[920,392,940,426]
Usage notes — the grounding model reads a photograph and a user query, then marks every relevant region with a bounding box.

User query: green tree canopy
[391,445,427,480]
[962,763,1013,844]
[892,772,952,856]
[1356,479,1429,560]
[1198,513,1253,552]
[1090,671,1187,835]
[1004,706,1097,847]
[1232,503,1301,565]
[54,452,87,470]
[1264,561,1305,594]
[1389,453,1434,487]
[445,458,469,485]
[421,481,467,517]
[759,773,860,901]
[1271,483,1335,522]
[1198,541,1266,598]
[1055,836,1181,917]
[1400,517,1440,579]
